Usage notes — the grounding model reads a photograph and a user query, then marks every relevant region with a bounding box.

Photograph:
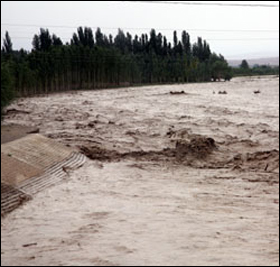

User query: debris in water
[218,91,227,95]
[175,137,216,159]
[170,91,186,95]
[22,243,37,248]
[27,128,40,134]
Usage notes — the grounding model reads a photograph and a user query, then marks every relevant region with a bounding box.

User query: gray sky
[1,1,279,59]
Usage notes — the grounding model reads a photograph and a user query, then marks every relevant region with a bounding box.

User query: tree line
[232,59,279,77]
[1,27,234,98]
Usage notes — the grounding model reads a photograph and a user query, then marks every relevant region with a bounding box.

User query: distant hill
[228,57,279,67]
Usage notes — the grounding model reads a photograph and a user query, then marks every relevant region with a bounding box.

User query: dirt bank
[1,76,279,266]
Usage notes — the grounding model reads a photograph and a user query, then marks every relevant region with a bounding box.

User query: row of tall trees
[1,61,14,116]
[1,27,232,97]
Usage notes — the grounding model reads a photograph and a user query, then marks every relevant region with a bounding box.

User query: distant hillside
[228,57,279,67]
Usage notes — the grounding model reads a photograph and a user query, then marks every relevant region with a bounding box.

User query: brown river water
[1,76,279,266]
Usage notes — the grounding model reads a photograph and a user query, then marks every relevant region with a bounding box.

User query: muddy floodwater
[1,76,279,266]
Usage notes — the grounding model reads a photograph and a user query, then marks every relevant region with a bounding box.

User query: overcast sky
[1,1,279,59]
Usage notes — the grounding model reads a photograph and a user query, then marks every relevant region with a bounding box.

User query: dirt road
[1,76,279,266]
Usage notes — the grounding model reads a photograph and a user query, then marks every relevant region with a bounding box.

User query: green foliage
[2,32,13,54]
[251,65,279,75]
[1,63,15,116]
[232,62,279,77]
[2,27,241,98]
[209,53,232,81]
[240,59,249,69]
